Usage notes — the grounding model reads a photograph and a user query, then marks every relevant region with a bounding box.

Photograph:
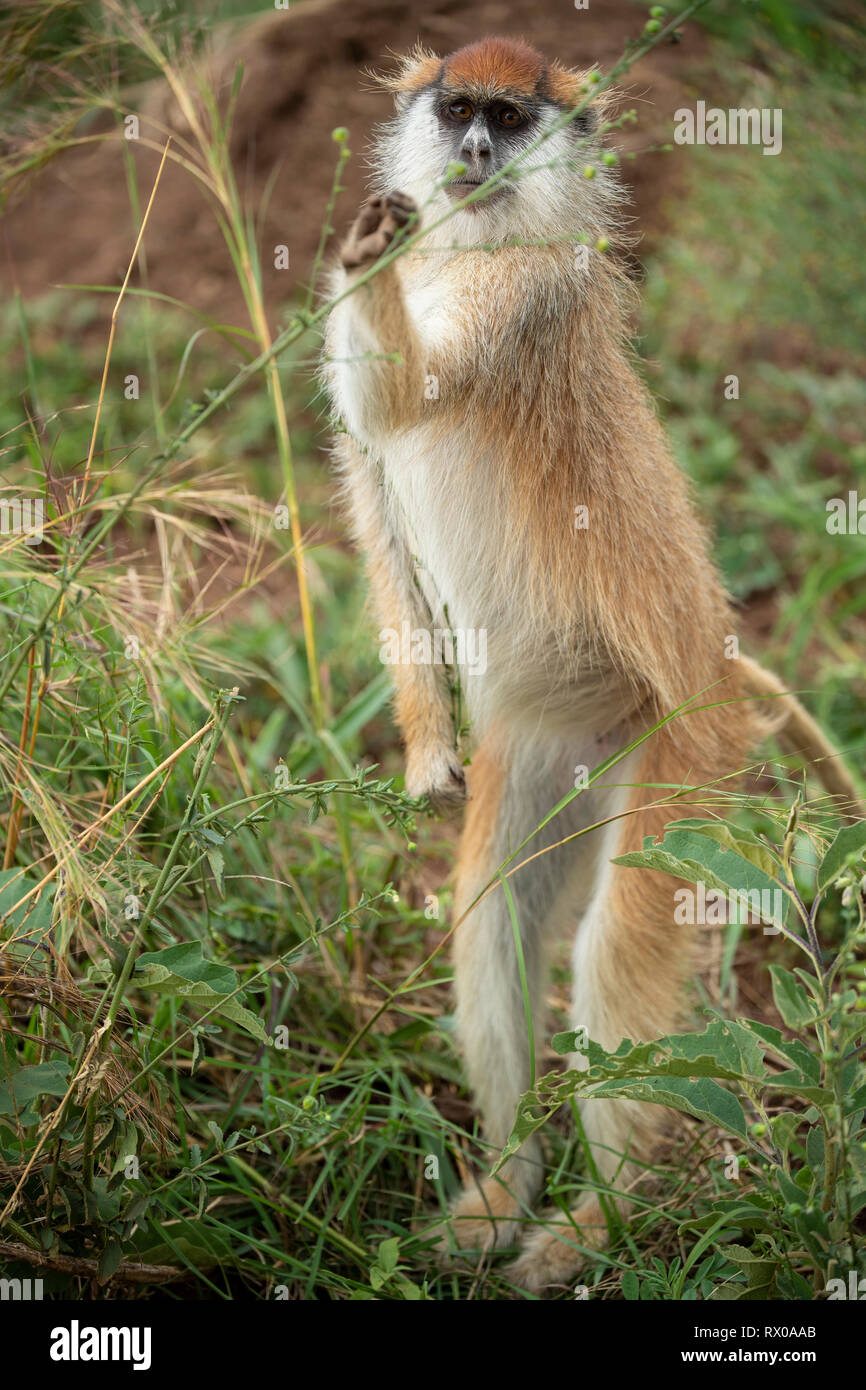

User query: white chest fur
[327,259,624,740]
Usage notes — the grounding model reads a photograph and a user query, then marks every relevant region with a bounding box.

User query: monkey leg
[507,732,710,1294]
[440,726,628,1257]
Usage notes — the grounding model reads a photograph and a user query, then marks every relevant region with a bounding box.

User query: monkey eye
[497,106,523,128]
[448,101,474,122]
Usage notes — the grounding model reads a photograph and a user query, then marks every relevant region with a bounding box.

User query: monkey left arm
[337,435,466,812]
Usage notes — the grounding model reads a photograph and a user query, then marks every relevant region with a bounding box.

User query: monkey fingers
[340,191,418,270]
[383,190,417,226]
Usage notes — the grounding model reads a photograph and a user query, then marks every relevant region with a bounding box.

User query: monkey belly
[377,426,633,742]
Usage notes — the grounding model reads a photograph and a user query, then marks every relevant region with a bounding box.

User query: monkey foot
[505,1198,609,1296]
[431,1177,524,1263]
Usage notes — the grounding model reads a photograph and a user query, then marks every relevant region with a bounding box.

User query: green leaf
[87,1178,121,1223]
[621,1270,640,1300]
[709,1277,774,1300]
[774,1166,809,1207]
[0,1061,69,1116]
[136,941,236,992]
[770,1111,799,1157]
[805,1126,825,1171]
[612,819,787,929]
[736,1019,820,1083]
[206,847,226,897]
[759,1070,831,1106]
[593,1074,748,1139]
[671,819,779,879]
[377,1237,400,1274]
[136,1216,232,1270]
[134,942,266,1042]
[845,1082,866,1115]
[684,1196,775,1235]
[721,1242,775,1266]
[768,965,816,1031]
[135,1237,221,1269]
[817,820,866,893]
[97,1242,123,1285]
[0,869,56,943]
[498,1019,764,1167]
[553,1017,766,1081]
[110,1121,139,1178]
[708,1282,749,1300]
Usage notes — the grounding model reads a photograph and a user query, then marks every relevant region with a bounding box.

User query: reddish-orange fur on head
[375,36,589,109]
[442,37,545,99]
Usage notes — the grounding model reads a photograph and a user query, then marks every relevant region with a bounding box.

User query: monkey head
[370,37,623,246]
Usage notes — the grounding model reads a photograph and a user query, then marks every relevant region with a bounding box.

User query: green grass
[637,52,866,761]
[1,0,865,1301]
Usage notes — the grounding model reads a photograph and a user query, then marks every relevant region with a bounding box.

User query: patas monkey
[322,37,860,1293]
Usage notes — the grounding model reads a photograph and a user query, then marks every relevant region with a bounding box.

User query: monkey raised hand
[340,191,417,271]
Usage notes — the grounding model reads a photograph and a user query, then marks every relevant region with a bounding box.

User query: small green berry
[602,151,618,166]
[595,236,610,253]
[650,5,666,16]
[331,127,349,144]
[645,19,662,34]
[751,1122,767,1136]
[583,165,596,179]
[588,72,601,84]
[302,1095,316,1111]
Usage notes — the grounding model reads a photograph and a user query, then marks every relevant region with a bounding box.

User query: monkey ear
[545,64,620,135]
[368,43,442,112]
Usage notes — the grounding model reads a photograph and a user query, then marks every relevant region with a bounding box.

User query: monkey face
[434,94,542,208]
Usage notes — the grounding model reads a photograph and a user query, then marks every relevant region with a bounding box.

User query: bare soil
[0,0,708,327]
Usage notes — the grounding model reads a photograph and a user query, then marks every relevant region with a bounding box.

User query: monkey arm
[337,436,466,810]
[326,262,428,441]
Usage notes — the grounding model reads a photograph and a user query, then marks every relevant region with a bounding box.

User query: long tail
[739,655,864,821]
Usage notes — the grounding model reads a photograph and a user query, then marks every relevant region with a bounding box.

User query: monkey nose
[461,138,491,161]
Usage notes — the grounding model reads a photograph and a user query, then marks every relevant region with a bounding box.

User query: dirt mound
[1,0,706,329]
